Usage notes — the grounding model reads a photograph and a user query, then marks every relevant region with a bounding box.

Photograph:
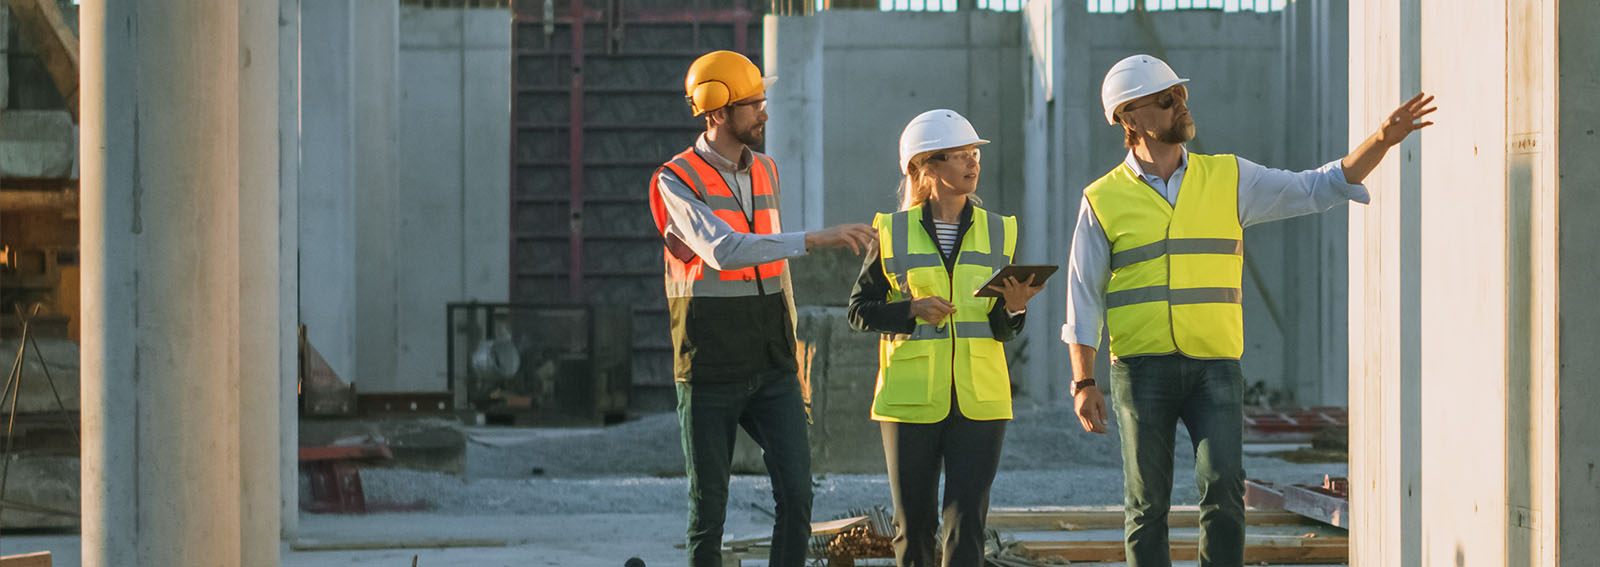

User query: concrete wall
[767,10,1026,233]
[1557,1,1600,560]
[383,6,512,391]
[1347,0,1597,564]
[771,6,1347,405]
[1027,3,1346,404]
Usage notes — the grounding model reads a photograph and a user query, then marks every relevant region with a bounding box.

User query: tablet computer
[973,264,1058,298]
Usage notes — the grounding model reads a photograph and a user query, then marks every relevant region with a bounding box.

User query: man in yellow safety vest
[1063,54,1437,566]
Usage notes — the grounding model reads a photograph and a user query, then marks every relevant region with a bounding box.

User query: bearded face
[1157,113,1196,144]
[727,105,766,147]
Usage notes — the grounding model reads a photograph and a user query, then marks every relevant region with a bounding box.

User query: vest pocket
[880,343,934,406]
[968,341,1010,402]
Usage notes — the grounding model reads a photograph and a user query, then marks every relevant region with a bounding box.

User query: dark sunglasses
[1124,85,1188,112]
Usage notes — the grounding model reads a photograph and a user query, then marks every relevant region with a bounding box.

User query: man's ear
[706,108,728,128]
[1116,111,1137,130]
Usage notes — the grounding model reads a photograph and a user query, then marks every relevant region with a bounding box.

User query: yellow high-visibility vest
[1084,153,1244,359]
[872,204,1017,423]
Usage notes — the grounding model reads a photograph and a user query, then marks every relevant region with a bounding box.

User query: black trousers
[880,405,1007,567]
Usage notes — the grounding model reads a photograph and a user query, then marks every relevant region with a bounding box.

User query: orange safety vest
[648,146,797,383]
[649,148,786,297]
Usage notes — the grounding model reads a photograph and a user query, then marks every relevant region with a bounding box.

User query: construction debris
[1245,476,1351,528]
[1245,407,1348,443]
[1282,476,1350,528]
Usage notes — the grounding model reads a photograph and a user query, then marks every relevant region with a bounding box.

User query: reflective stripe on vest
[648,148,787,298]
[871,205,1017,423]
[1084,152,1244,359]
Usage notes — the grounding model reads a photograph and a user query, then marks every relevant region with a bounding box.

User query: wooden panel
[1018,536,1348,564]
[0,551,52,567]
[986,506,1318,531]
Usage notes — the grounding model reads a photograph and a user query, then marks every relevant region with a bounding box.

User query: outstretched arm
[1341,92,1438,185]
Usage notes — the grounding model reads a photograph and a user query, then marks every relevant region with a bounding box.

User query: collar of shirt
[694,133,753,173]
[1123,146,1189,206]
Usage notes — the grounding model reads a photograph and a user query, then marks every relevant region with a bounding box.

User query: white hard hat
[1100,54,1189,125]
[898,109,990,174]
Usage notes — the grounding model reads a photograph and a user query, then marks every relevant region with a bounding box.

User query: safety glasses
[929,147,981,164]
[1124,85,1188,113]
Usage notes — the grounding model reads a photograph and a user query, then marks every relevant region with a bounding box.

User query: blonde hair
[896,151,982,211]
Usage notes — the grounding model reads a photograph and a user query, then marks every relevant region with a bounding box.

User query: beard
[733,120,765,148]
[1157,114,1196,144]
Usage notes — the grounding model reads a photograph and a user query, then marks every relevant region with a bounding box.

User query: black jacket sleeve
[847,250,916,334]
[848,248,1028,341]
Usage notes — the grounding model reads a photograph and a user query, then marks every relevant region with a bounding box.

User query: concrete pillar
[299,0,358,384]
[1281,0,1349,406]
[80,0,280,565]
[765,13,826,232]
[1349,1,1597,565]
[1017,0,1053,400]
[277,0,302,538]
[354,0,400,389]
[1347,0,1421,564]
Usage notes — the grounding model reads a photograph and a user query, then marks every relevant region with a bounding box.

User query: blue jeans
[1110,355,1246,567]
[676,369,813,567]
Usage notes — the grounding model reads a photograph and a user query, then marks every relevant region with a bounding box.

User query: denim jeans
[1110,354,1246,567]
[677,368,813,567]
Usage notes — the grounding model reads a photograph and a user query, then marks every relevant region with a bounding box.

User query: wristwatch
[1072,378,1097,395]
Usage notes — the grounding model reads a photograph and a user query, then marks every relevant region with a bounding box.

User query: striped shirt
[933,220,960,258]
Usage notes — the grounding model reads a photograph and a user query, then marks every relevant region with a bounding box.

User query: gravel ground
[369,398,1346,518]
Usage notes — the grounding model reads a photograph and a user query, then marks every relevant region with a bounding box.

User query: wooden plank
[2,0,79,121]
[987,506,1317,531]
[809,515,869,537]
[0,551,52,567]
[1017,536,1348,564]
[725,515,869,548]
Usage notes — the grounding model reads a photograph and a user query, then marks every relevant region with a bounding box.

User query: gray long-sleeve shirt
[1060,148,1368,349]
[654,134,808,273]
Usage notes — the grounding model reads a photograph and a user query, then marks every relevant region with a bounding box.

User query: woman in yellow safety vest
[847,109,1044,567]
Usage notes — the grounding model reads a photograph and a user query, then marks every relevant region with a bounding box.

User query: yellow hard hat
[684,51,777,116]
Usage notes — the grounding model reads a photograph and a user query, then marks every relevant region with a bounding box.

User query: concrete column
[277,0,302,538]
[765,13,826,232]
[1349,1,1597,565]
[299,0,358,384]
[1347,0,1421,564]
[1017,0,1051,400]
[81,0,280,565]
[1052,0,1106,395]
[354,0,400,389]
[1281,0,1349,406]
